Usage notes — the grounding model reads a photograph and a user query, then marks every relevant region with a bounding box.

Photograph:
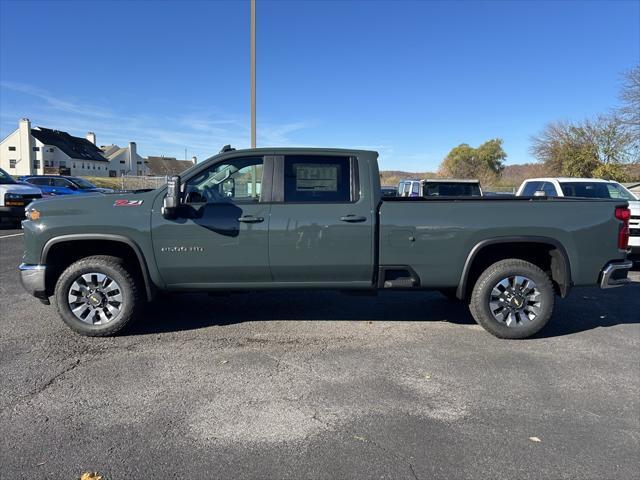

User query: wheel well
[43,240,151,299]
[459,241,571,300]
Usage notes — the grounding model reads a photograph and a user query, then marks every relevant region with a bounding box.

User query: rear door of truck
[268,153,375,286]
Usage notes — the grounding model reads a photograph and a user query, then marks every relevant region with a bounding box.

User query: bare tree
[618,66,640,132]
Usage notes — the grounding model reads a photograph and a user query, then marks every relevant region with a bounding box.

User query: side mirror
[163,175,181,218]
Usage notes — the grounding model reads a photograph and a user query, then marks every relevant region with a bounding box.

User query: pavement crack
[9,344,106,409]
[32,358,81,394]
[307,408,420,479]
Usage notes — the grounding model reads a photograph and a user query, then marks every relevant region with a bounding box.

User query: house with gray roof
[0,118,110,176]
[100,142,147,176]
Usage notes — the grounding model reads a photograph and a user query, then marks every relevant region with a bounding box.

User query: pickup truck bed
[19,148,633,339]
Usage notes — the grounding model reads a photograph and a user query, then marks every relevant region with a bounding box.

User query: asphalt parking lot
[1,226,639,480]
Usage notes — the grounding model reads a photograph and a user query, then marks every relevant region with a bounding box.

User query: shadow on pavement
[126,283,640,338]
[127,290,475,336]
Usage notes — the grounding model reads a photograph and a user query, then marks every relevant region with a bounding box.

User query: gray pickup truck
[19,147,633,339]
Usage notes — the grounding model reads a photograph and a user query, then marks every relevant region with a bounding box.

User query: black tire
[438,288,460,301]
[469,259,554,339]
[54,255,142,336]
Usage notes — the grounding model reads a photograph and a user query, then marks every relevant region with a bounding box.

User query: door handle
[340,215,367,223]
[238,215,264,223]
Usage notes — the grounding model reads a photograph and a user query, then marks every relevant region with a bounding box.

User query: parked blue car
[18,176,114,196]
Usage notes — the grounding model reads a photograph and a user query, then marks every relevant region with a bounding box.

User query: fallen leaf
[529,436,541,442]
[80,473,102,480]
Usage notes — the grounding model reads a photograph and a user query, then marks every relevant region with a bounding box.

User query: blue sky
[1,0,638,171]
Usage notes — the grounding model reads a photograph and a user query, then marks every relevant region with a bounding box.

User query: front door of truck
[268,154,374,286]
[151,155,271,287]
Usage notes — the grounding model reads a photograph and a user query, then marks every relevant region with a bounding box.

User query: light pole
[250,0,256,148]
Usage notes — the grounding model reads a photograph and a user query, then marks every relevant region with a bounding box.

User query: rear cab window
[424,182,481,196]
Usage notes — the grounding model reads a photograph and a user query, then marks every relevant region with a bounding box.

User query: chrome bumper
[599,260,634,289]
[19,264,49,303]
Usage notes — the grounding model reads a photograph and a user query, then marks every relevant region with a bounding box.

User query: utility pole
[250,0,256,148]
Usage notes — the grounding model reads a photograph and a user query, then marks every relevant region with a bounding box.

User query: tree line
[438,65,640,183]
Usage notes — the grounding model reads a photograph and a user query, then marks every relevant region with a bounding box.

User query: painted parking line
[0,233,24,239]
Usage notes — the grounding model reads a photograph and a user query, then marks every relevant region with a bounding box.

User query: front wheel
[469,259,554,339]
[54,255,142,336]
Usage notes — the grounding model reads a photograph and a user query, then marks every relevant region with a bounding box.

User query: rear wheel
[54,255,142,336]
[469,259,554,339]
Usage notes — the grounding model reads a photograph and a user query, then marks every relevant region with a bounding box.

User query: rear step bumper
[599,260,634,289]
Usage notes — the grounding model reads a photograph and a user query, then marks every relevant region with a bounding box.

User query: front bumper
[599,260,634,289]
[19,264,49,304]
[0,206,26,219]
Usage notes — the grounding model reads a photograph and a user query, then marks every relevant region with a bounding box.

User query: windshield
[559,182,638,200]
[0,168,17,185]
[424,182,481,196]
[68,177,97,189]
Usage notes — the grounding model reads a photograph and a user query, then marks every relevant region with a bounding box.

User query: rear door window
[27,177,50,186]
[559,182,610,198]
[283,156,353,202]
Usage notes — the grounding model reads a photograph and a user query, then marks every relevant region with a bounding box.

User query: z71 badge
[114,199,144,207]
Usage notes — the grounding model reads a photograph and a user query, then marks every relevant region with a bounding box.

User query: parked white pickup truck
[516,177,640,252]
[0,167,42,225]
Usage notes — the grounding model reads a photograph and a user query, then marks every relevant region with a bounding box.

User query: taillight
[615,206,630,250]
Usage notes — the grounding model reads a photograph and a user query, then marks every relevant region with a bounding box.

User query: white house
[101,142,147,176]
[0,119,110,177]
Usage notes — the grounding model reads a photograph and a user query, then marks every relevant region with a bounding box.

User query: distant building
[0,119,110,176]
[146,156,196,176]
[0,118,198,178]
[101,142,147,176]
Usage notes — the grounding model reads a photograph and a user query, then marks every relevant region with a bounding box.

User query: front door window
[185,157,263,205]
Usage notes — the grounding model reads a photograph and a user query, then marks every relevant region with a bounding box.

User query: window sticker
[294,164,338,192]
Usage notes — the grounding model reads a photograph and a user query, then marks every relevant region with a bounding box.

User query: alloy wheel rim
[489,275,541,327]
[67,272,123,325]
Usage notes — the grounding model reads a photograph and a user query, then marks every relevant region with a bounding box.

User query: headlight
[25,209,41,221]
[5,193,22,200]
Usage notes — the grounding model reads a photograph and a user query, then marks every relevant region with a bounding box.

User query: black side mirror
[163,175,181,218]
